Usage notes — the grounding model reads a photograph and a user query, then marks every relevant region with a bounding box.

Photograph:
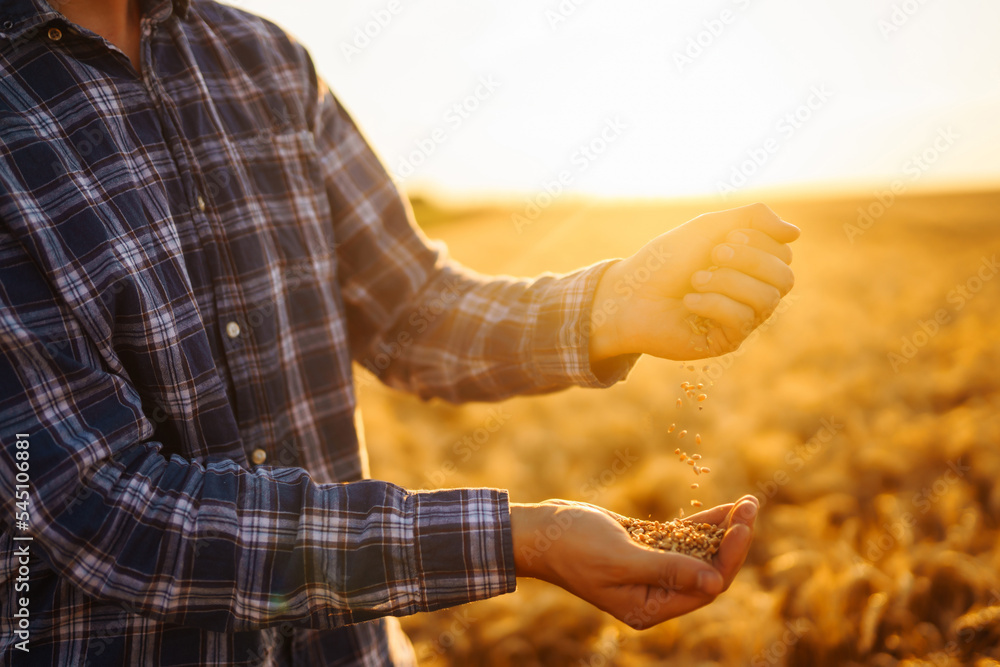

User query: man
[0,0,798,663]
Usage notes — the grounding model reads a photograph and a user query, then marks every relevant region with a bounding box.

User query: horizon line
[403,178,1000,210]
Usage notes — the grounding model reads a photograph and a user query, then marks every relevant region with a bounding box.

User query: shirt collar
[144,0,190,23]
[0,0,57,36]
[0,0,189,38]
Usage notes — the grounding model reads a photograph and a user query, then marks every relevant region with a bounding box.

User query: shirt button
[47,27,62,41]
[197,195,206,212]
[225,321,241,339]
[250,448,267,465]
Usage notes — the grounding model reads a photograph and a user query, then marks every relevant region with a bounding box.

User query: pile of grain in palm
[619,516,725,563]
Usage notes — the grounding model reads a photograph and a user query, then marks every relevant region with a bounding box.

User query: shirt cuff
[528,259,641,389]
[408,487,516,612]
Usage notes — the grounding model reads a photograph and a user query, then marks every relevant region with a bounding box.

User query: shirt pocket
[222,129,336,273]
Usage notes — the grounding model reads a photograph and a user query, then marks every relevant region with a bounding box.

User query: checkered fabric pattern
[0,0,635,663]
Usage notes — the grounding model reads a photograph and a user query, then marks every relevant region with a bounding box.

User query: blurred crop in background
[222,2,1000,662]
[358,189,1000,666]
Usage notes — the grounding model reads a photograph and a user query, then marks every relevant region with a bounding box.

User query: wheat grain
[619,516,724,562]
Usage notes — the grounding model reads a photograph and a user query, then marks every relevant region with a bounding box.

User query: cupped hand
[589,203,799,362]
[510,495,759,629]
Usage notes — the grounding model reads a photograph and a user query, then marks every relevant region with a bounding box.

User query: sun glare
[234,0,1000,199]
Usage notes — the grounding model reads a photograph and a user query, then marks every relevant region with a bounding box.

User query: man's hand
[589,203,800,363]
[510,495,759,629]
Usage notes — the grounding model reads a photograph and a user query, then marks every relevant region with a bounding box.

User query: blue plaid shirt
[0,0,634,664]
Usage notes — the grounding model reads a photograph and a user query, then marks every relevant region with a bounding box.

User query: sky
[232,0,1000,200]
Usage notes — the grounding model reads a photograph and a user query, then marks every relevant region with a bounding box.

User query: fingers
[611,550,723,629]
[727,228,793,265]
[714,497,758,589]
[677,495,758,592]
[612,584,714,630]
[682,292,755,332]
[530,497,758,631]
[711,243,795,296]
[684,229,794,334]
[690,268,781,317]
[694,203,799,250]
[635,496,759,594]
[621,544,722,592]
[742,203,800,244]
[682,496,758,528]
[728,495,760,528]
[683,502,736,525]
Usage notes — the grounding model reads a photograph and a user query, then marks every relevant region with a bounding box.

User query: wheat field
[356,189,1000,666]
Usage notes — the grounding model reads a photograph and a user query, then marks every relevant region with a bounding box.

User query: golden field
[357,189,1000,666]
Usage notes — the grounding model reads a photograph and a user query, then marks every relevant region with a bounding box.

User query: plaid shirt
[0,0,635,664]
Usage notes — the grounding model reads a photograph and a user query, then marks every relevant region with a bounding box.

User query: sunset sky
[235,0,1000,200]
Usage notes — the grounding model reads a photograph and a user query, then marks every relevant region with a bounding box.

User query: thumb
[744,202,800,243]
[625,548,724,596]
